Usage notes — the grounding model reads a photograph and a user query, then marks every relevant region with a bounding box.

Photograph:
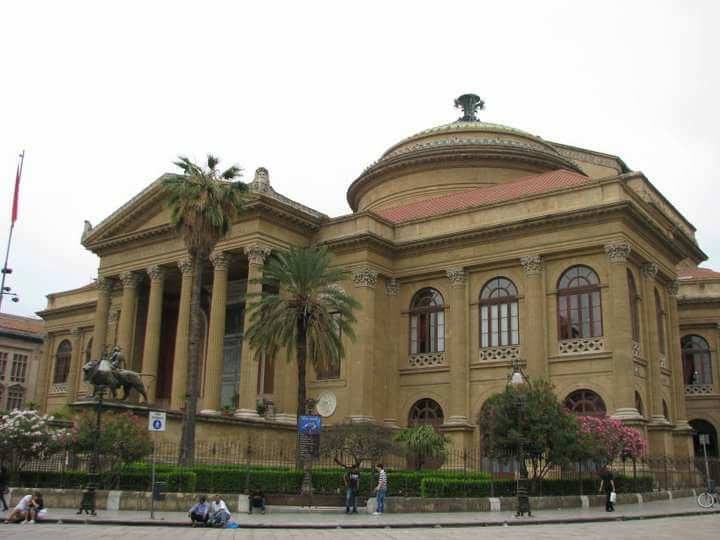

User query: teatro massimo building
[36,95,720,459]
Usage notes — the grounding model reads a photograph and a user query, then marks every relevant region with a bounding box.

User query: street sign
[700,434,710,446]
[148,411,166,432]
[299,415,321,435]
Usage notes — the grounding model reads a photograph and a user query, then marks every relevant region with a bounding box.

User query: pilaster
[445,267,471,426]
[141,265,165,403]
[65,327,82,404]
[171,258,194,411]
[382,278,401,427]
[520,255,546,378]
[117,271,142,370]
[91,277,114,360]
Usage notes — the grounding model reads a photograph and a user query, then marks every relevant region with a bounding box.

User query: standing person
[598,465,616,512]
[344,465,360,514]
[209,494,231,527]
[373,463,387,515]
[0,464,9,512]
[188,495,210,526]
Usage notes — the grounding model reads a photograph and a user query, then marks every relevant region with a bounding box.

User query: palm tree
[245,245,360,424]
[163,154,246,465]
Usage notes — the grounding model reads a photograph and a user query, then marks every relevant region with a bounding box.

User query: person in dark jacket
[598,465,616,512]
[343,465,360,514]
[0,464,9,512]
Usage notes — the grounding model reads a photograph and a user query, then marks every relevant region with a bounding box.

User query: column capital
[147,265,166,281]
[96,276,115,292]
[244,244,271,266]
[604,242,632,264]
[445,267,467,288]
[385,278,400,296]
[520,255,544,276]
[210,251,233,271]
[641,262,659,280]
[119,271,142,289]
[177,258,194,275]
[352,267,378,288]
[667,279,680,297]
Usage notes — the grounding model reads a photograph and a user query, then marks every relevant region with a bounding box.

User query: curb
[33,507,720,529]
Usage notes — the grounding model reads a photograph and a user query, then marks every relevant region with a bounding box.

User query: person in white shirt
[4,492,41,524]
[209,494,231,527]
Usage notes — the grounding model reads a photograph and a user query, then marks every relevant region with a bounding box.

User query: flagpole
[0,151,24,312]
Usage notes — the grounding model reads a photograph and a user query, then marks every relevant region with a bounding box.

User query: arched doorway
[564,389,607,416]
[690,419,718,458]
[406,398,445,469]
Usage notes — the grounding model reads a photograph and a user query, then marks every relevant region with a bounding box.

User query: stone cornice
[37,300,98,319]
[678,296,720,306]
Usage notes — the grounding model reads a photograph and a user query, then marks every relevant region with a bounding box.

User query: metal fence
[15,440,717,495]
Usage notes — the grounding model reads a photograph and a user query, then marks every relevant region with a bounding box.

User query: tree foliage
[163,154,246,466]
[478,379,590,480]
[320,422,399,468]
[245,246,360,422]
[0,410,68,478]
[578,415,647,465]
[71,411,153,472]
[395,425,449,470]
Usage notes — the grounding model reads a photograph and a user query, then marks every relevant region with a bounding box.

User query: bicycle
[697,480,718,508]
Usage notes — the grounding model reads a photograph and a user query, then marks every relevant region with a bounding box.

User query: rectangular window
[0,351,7,381]
[10,354,28,383]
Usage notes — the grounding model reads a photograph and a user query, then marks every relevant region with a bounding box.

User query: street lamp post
[508,358,531,517]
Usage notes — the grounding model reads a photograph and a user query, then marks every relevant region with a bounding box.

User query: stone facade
[0,313,45,410]
[35,96,713,457]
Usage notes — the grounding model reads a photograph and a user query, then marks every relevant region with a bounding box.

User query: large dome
[347,94,583,212]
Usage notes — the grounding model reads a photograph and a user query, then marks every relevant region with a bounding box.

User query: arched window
[635,391,644,417]
[655,289,666,355]
[662,400,670,421]
[557,266,602,339]
[480,277,519,348]
[408,398,444,427]
[7,385,24,410]
[409,289,445,355]
[564,389,607,416]
[690,419,718,457]
[682,335,712,385]
[627,270,640,341]
[53,340,72,384]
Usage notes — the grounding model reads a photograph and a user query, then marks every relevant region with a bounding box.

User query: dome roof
[347,94,583,213]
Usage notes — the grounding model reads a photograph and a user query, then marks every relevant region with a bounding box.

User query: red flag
[11,153,23,224]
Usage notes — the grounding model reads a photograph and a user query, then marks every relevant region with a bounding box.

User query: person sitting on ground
[188,495,210,526]
[209,494,231,527]
[27,494,45,523]
[248,488,266,515]
[4,492,41,524]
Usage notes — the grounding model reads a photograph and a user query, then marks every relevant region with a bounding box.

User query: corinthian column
[202,251,232,413]
[171,258,194,411]
[117,271,142,370]
[141,265,165,403]
[235,244,271,418]
[604,242,641,420]
[91,277,114,360]
[66,327,82,404]
[347,267,378,423]
[445,267,470,425]
[520,255,546,377]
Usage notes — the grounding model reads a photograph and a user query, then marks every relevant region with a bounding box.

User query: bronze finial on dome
[454,93,484,122]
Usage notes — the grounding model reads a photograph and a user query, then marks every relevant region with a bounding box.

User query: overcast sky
[1,0,719,318]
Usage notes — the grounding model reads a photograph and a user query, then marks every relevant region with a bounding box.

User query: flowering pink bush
[578,415,647,463]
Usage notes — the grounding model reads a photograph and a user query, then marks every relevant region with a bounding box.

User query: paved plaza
[0,515,718,540]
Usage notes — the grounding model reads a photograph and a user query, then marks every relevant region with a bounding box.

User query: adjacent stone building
[35,94,716,458]
[0,312,44,411]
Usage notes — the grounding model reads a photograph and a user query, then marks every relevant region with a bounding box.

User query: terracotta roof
[677,267,720,280]
[0,312,44,336]
[374,169,591,224]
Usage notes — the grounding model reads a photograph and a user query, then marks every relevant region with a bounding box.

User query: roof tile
[678,267,720,280]
[0,313,45,336]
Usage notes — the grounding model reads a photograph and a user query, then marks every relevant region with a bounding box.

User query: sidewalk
[8,496,719,529]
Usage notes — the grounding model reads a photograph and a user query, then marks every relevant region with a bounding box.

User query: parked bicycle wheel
[697,492,715,508]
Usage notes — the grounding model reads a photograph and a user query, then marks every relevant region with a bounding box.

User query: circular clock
[316,391,337,417]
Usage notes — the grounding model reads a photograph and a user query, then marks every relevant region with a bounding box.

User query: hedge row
[419,475,655,498]
[18,470,197,492]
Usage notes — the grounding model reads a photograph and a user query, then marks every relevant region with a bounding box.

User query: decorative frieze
[685,384,714,396]
[667,280,680,297]
[604,242,632,264]
[558,337,606,355]
[408,352,445,368]
[49,382,68,394]
[96,276,115,293]
[210,251,233,271]
[177,258,194,275]
[641,263,658,281]
[119,271,142,289]
[147,265,165,281]
[244,244,271,266]
[445,267,466,288]
[384,278,400,296]
[520,255,543,276]
[478,345,520,363]
[352,267,378,288]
